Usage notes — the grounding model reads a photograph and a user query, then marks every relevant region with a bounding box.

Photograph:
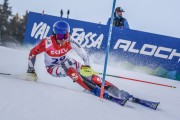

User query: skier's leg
[66,67,91,91]
[46,57,82,77]
[46,65,67,77]
[91,74,114,88]
[46,57,132,99]
[66,67,112,100]
[91,75,133,99]
[47,63,126,103]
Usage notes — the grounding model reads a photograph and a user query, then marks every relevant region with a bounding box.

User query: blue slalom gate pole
[100,0,116,99]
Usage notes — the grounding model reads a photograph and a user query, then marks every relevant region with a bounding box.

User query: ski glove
[27,67,37,81]
[27,66,35,74]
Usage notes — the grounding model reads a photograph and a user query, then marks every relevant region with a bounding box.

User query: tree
[0,0,12,44]
[8,13,21,42]
[19,11,28,44]
[8,11,28,44]
[0,0,28,46]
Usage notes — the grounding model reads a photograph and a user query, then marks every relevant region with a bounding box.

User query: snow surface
[0,46,180,120]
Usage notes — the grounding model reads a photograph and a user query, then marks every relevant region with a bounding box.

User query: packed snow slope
[0,46,180,120]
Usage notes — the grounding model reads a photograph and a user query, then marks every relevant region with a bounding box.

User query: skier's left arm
[70,40,90,66]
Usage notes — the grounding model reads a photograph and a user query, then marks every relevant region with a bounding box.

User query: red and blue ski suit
[28,35,115,93]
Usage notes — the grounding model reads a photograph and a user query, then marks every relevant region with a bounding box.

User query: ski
[110,97,128,106]
[132,97,160,110]
[0,72,37,81]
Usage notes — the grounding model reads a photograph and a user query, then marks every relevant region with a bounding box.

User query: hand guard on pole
[80,65,94,77]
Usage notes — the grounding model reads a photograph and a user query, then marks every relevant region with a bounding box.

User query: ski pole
[80,67,176,88]
[0,72,11,75]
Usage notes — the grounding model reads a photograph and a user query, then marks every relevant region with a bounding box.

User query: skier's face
[56,39,66,45]
[116,10,122,17]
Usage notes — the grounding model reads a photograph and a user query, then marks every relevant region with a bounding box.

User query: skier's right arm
[27,39,46,73]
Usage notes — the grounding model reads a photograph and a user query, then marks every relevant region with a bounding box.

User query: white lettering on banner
[114,39,131,51]
[128,42,139,53]
[71,28,103,49]
[168,50,180,63]
[114,39,180,63]
[154,47,172,59]
[31,22,43,36]
[140,44,157,56]
[31,22,50,39]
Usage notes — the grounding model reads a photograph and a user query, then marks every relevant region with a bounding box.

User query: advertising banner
[24,12,180,80]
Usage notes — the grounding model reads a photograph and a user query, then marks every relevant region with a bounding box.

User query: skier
[27,20,131,99]
[27,20,159,109]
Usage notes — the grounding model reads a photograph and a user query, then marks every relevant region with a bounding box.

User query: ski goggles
[56,33,69,40]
